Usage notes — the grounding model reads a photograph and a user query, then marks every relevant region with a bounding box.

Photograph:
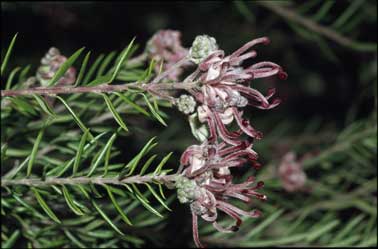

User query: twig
[257,1,377,52]
[302,126,377,169]
[1,81,199,97]
[1,174,178,187]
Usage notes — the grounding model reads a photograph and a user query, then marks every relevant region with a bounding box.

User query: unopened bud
[176,94,196,115]
[189,35,218,64]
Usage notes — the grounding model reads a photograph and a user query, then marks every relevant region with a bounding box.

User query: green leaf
[333,214,365,242]
[114,92,150,117]
[2,230,20,249]
[109,38,136,83]
[31,187,61,223]
[246,209,284,238]
[62,185,84,216]
[91,200,124,235]
[97,51,117,77]
[141,93,167,126]
[139,58,157,82]
[153,152,173,174]
[10,97,38,116]
[120,137,157,178]
[101,93,128,132]
[63,229,86,248]
[306,220,340,242]
[56,96,94,140]
[83,53,105,84]
[87,74,112,86]
[144,183,171,211]
[12,194,45,219]
[139,154,157,175]
[87,130,118,176]
[73,129,90,176]
[332,0,365,29]
[47,47,85,86]
[26,128,44,177]
[32,94,56,117]
[18,64,31,84]
[131,184,163,218]
[312,1,335,22]
[5,66,21,90]
[104,185,133,226]
[1,33,18,75]
[104,128,121,176]
[75,51,91,86]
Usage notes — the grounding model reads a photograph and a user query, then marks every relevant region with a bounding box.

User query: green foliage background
[1,1,377,248]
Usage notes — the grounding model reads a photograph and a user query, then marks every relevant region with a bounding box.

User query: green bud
[189,35,218,64]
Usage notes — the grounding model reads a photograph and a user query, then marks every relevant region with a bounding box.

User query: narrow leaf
[141,93,167,126]
[27,129,44,177]
[104,185,133,226]
[1,33,18,75]
[131,184,163,218]
[32,94,56,117]
[73,129,89,176]
[2,230,20,249]
[87,131,118,176]
[139,154,157,175]
[120,137,157,178]
[114,92,150,117]
[109,38,136,83]
[97,51,116,77]
[153,152,173,175]
[31,187,61,223]
[62,185,84,216]
[56,96,94,140]
[91,200,124,235]
[144,183,171,211]
[5,67,21,90]
[47,47,85,86]
[83,53,105,84]
[75,51,91,86]
[101,93,128,132]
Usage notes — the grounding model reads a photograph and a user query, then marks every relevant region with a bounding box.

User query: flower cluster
[175,35,287,247]
[278,152,307,192]
[36,47,76,86]
[146,29,189,81]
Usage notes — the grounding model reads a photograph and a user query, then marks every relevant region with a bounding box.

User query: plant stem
[1,81,199,97]
[1,174,177,187]
[257,1,377,52]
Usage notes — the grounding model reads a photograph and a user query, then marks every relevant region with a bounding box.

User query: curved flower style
[175,35,287,248]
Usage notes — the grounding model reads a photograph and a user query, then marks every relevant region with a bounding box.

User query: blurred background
[1,1,377,247]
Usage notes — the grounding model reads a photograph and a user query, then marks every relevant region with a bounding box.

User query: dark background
[2,1,376,124]
[1,1,377,247]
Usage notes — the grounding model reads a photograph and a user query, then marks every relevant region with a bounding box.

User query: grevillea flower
[146,29,189,81]
[278,152,307,192]
[175,141,266,248]
[36,47,76,86]
[174,35,287,247]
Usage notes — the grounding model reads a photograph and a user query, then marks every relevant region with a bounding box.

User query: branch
[1,174,178,187]
[257,1,377,52]
[1,81,199,97]
[303,126,377,169]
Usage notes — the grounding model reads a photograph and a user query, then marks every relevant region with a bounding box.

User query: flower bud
[176,94,197,115]
[36,47,76,87]
[189,35,218,64]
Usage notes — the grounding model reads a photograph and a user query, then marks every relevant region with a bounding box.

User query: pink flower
[36,47,76,86]
[278,152,307,192]
[146,30,189,81]
[176,35,287,247]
